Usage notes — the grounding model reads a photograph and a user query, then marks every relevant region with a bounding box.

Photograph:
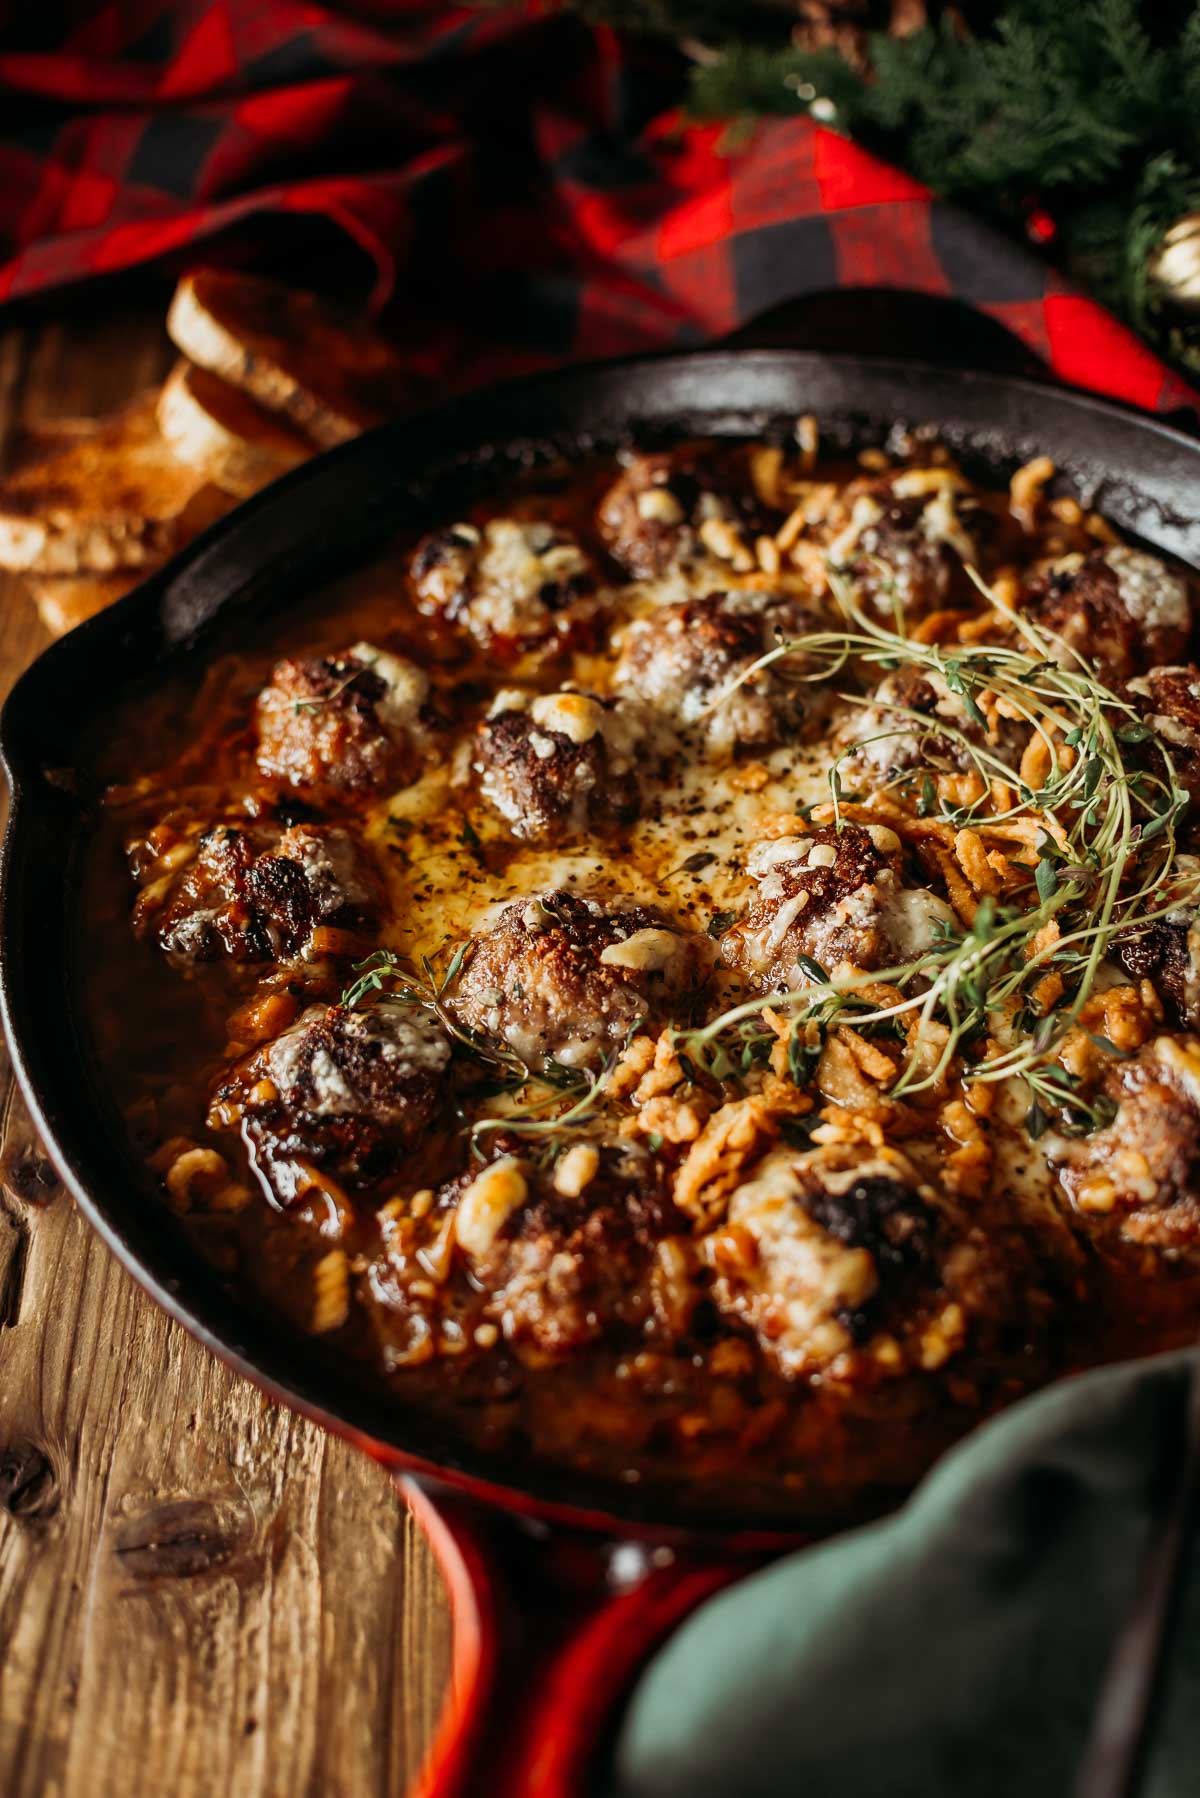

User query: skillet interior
[4,348,1200,1535]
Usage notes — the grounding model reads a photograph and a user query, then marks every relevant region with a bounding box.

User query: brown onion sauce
[77,451,1200,1526]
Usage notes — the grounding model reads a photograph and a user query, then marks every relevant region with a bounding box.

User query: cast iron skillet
[4,351,1200,1797]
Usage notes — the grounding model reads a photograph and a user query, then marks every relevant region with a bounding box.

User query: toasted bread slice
[9,417,100,470]
[26,570,147,637]
[167,269,412,447]
[157,359,313,497]
[25,480,232,636]
[0,396,221,574]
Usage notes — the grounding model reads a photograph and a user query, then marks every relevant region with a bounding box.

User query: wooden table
[0,295,450,1798]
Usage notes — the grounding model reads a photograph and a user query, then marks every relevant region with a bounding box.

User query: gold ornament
[1148,213,1200,315]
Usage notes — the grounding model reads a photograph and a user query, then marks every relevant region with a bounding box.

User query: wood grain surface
[0,298,450,1798]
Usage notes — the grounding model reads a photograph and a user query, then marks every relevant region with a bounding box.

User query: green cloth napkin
[607,1351,1200,1798]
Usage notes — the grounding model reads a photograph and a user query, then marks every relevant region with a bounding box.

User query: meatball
[596,445,770,581]
[359,1136,691,1371]
[154,822,381,962]
[719,825,956,990]
[612,588,829,755]
[448,1139,681,1359]
[447,890,709,1070]
[708,1142,1046,1382]
[839,662,1026,788]
[826,480,980,624]
[218,999,451,1201]
[410,518,597,652]
[1023,547,1192,687]
[1117,857,1200,1028]
[1046,1036,1200,1251]
[255,642,428,801]
[473,689,645,842]
[1127,664,1200,811]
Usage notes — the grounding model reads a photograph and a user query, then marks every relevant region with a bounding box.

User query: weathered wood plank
[0,302,449,1798]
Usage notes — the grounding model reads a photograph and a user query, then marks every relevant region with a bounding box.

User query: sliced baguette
[157,359,313,497]
[26,570,147,637]
[26,481,231,637]
[9,417,100,470]
[167,269,412,447]
[0,396,220,574]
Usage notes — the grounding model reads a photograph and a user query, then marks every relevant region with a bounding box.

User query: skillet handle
[399,1475,753,1798]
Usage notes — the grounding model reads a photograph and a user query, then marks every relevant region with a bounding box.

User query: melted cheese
[635,487,684,524]
[891,468,966,499]
[348,642,428,732]
[921,487,976,563]
[266,1002,448,1119]
[1154,1034,1200,1104]
[880,887,957,960]
[827,494,883,565]
[470,521,592,639]
[528,691,607,744]
[1106,547,1190,632]
[366,728,833,961]
[599,928,682,973]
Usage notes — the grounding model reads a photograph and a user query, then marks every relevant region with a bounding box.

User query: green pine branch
[690,3,1200,197]
[681,0,1200,366]
[500,0,1200,368]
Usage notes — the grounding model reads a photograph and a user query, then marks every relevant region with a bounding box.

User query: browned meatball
[446,1138,681,1360]
[255,643,428,801]
[1023,548,1192,687]
[359,1136,693,1371]
[827,483,981,624]
[1127,664,1200,811]
[153,822,381,963]
[473,689,645,842]
[410,518,597,653]
[612,589,829,755]
[596,445,770,580]
[720,825,956,990]
[1116,858,1200,1028]
[840,662,1027,788]
[1118,919,1200,1029]
[217,999,451,1201]
[708,1141,1056,1383]
[1046,1036,1200,1252]
[447,890,709,1071]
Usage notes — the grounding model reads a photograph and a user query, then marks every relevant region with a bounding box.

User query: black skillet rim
[4,347,1200,1537]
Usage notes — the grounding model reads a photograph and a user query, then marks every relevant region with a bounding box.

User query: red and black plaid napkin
[0,4,1193,412]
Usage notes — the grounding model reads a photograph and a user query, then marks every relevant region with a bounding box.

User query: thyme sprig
[683,565,1198,1127]
[339,941,512,1061]
[340,946,634,1152]
[291,663,372,715]
[468,1047,623,1153]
